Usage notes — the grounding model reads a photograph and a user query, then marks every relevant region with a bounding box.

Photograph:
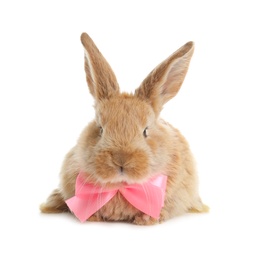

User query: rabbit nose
[113,160,125,174]
[112,151,127,172]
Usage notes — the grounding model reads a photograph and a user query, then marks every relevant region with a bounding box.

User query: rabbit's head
[78,33,194,185]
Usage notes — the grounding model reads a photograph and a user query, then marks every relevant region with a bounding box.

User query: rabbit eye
[143,127,148,138]
[99,126,103,136]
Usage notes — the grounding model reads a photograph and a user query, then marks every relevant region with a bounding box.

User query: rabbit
[40,32,208,225]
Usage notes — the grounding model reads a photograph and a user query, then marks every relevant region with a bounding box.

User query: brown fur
[40,33,208,224]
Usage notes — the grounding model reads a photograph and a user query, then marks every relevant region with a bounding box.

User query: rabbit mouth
[92,149,150,184]
[96,164,150,185]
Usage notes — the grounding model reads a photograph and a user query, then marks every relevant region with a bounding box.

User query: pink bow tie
[65,172,167,222]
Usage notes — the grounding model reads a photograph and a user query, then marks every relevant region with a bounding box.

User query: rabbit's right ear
[81,33,120,101]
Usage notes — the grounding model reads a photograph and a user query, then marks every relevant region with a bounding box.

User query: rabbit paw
[133,214,159,225]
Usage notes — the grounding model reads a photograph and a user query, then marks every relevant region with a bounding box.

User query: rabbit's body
[40,33,207,224]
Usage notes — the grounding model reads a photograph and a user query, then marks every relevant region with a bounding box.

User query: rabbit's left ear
[135,41,194,113]
[81,33,120,101]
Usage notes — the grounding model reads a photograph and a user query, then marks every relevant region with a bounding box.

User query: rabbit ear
[81,33,120,100]
[135,41,194,113]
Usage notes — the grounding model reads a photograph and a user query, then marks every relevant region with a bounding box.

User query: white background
[0,0,256,259]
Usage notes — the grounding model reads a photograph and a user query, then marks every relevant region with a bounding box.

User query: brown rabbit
[40,33,208,225]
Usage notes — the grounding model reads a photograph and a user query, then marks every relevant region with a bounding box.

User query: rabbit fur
[40,33,208,225]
